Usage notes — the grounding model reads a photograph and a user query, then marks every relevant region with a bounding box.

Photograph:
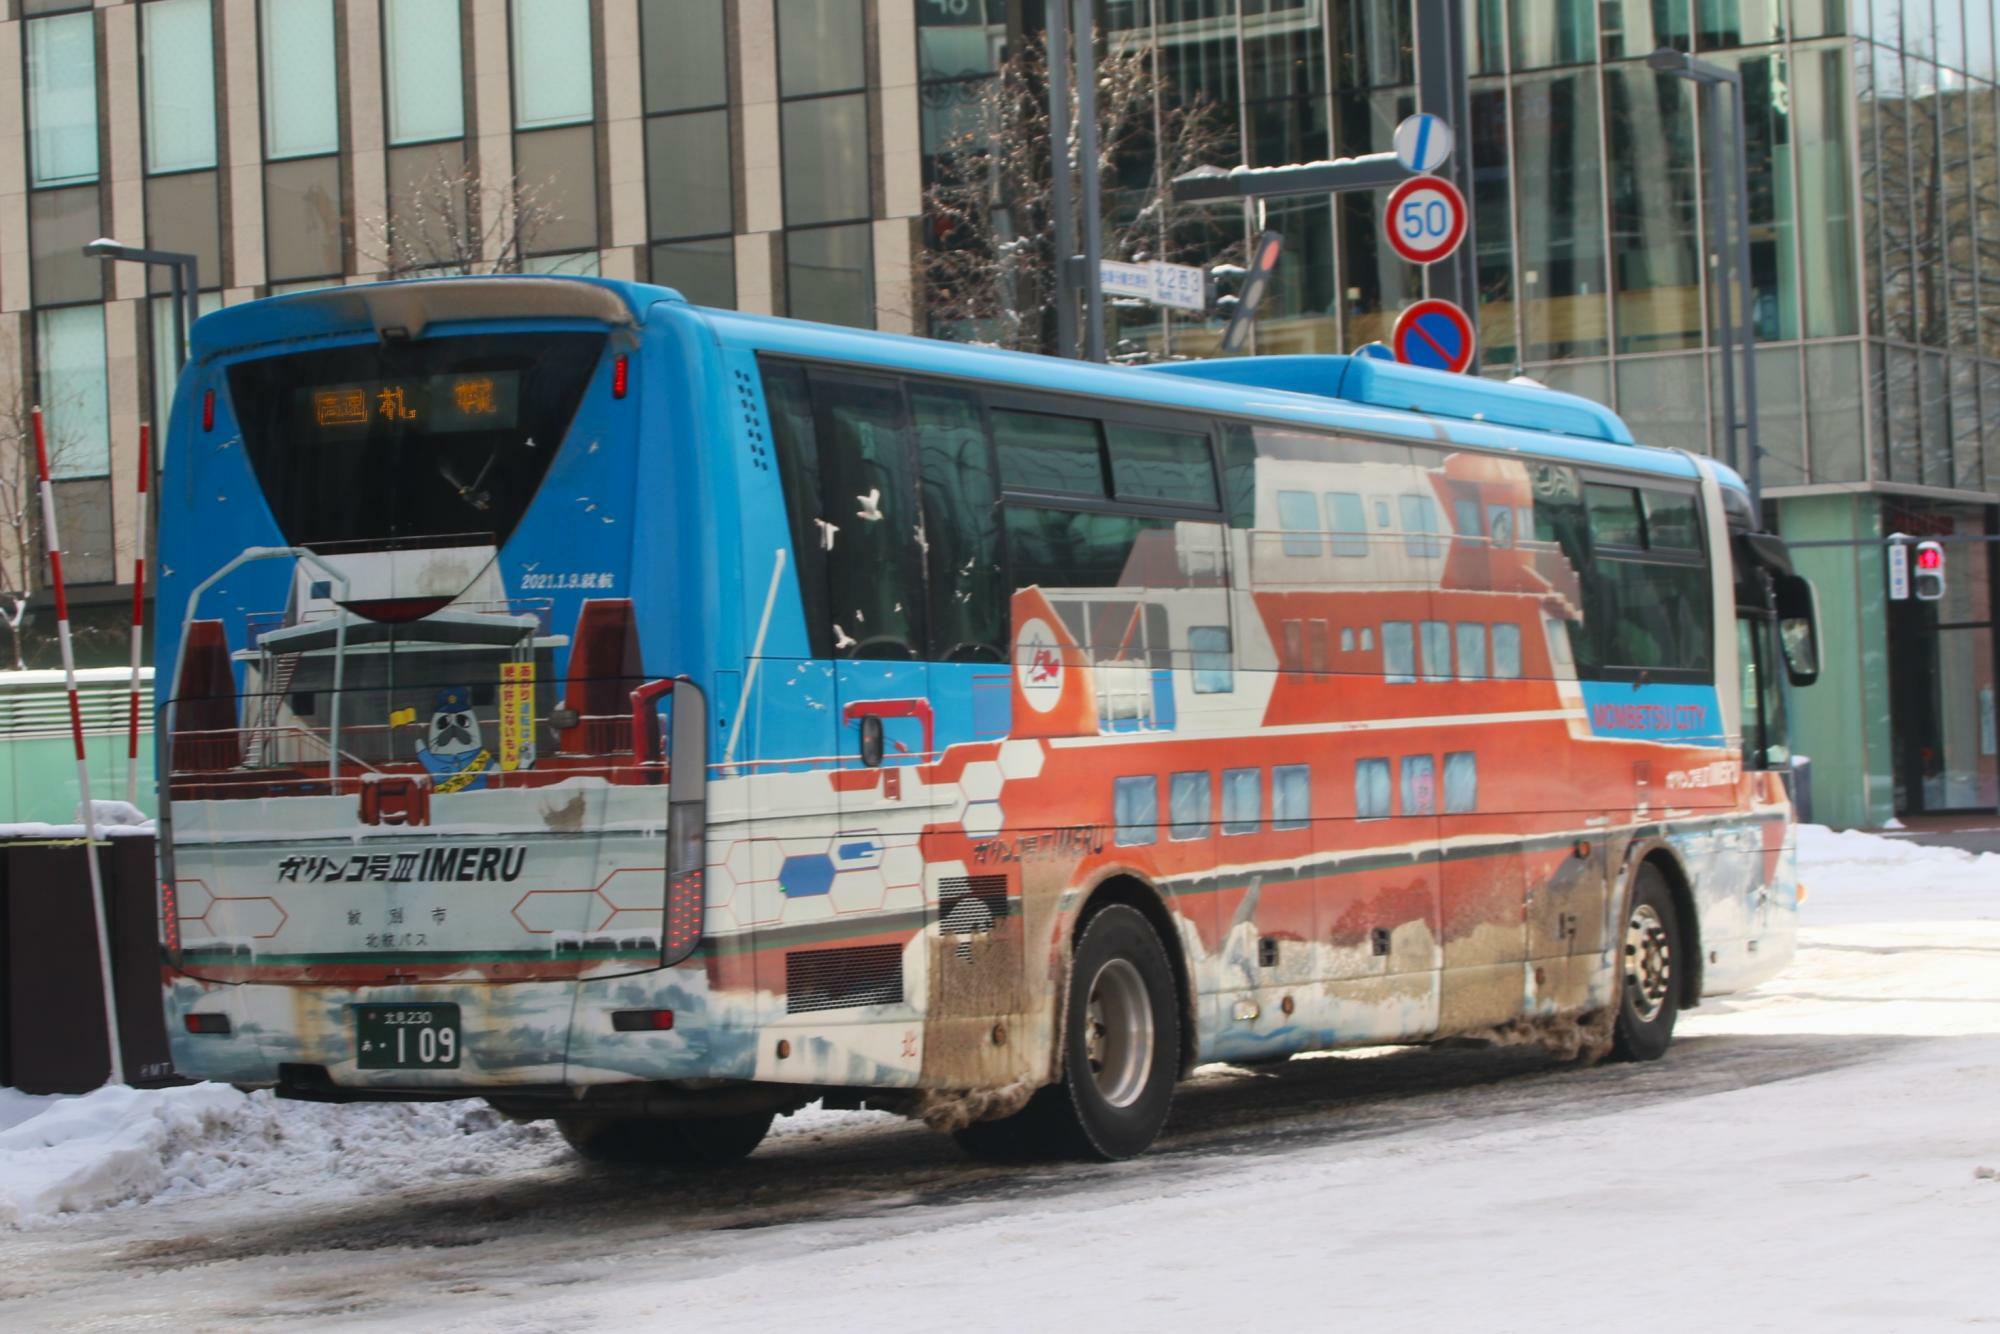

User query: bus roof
[187,275,1740,491]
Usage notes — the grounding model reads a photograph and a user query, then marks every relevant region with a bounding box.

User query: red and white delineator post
[32,405,124,1086]
[126,424,149,808]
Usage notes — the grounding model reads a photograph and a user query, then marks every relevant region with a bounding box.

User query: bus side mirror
[1774,573,1820,687]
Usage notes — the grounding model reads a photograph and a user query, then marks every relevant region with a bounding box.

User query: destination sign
[295,371,521,436]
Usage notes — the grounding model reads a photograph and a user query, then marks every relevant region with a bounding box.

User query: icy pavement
[0,824,1995,1330]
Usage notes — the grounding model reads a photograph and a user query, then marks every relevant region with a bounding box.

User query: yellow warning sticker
[499,662,536,771]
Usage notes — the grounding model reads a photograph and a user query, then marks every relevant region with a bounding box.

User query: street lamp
[82,238,199,375]
[1646,47,1762,509]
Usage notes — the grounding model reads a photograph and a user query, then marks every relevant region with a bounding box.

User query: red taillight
[611,1009,674,1032]
[184,1013,231,1035]
[612,355,629,399]
[201,389,215,431]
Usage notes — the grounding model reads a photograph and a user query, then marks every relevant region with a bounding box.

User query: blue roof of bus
[188,275,1745,493]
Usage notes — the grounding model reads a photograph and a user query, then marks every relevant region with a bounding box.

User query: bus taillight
[201,389,215,431]
[612,354,629,399]
[160,881,180,960]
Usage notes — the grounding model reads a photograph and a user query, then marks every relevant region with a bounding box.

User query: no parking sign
[1392,299,1477,375]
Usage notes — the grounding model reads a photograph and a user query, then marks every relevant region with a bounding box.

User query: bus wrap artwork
[155,276,1814,1161]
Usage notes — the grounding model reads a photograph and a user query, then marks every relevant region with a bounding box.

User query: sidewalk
[1867,812,2000,857]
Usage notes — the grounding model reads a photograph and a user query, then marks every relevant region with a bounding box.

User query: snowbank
[1796,823,2000,926]
[0,1084,561,1228]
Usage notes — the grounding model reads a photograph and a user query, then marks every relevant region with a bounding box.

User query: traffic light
[1219,230,1284,355]
[1914,540,1946,602]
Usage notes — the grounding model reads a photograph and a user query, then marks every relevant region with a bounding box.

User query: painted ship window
[1222,767,1262,834]
[1444,751,1478,814]
[1421,621,1452,682]
[1355,758,1392,819]
[1400,754,1436,816]
[1170,771,1211,840]
[1493,622,1523,678]
[1383,621,1415,683]
[1114,774,1158,846]
[1326,491,1368,556]
[1278,489,1322,556]
[1456,623,1487,680]
[1191,626,1234,693]
[1273,764,1310,829]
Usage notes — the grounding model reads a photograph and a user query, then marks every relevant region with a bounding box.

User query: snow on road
[0,826,1995,1331]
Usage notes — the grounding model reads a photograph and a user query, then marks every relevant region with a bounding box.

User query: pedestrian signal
[1914,540,1946,602]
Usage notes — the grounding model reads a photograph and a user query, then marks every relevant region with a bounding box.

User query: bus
[156,276,1820,1163]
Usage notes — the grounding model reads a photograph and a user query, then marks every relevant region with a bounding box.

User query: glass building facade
[917,1,2000,827]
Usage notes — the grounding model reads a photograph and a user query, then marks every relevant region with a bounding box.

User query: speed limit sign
[1383,174,1467,266]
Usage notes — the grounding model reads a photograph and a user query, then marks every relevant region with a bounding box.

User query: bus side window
[809,374,925,659]
[761,361,831,658]
[911,387,1005,662]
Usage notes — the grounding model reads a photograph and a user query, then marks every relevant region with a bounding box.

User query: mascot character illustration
[412,686,494,793]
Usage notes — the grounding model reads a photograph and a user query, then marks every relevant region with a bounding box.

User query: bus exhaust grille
[936,875,1010,935]
[785,944,904,1014]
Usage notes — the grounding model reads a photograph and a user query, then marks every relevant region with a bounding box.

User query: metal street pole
[1073,0,1105,363]
[1047,0,1078,359]
[1701,82,1739,490]
[1727,75,1763,508]
[83,238,198,374]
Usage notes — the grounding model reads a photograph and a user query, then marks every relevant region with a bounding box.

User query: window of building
[652,239,736,308]
[27,12,98,187]
[1114,775,1159,847]
[1493,622,1523,678]
[1325,490,1367,555]
[513,124,599,256]
[1383,620,1415,683]
[782,93,871,227]
[1222,767,1261,834]
[511,0,593,129]
[646,109,732,239]
[786,223,874,328]
[1456,623,1487,680]
[642,0,727,112]
[1170,771,1211,840]
[1277,489,1321,555]
[1106,423,1217,507]
[1443,751,1477,814]
[142,172,220,298]
[1355,758,1391,819]
[1421,620,1451,682]
[143,0,217,172]
[37,306,111,480]
[385,0,464,145]
[29,186,102,306]
[1400,754,1436,816]
[264,154,343,280]
[261,0,338,158]
[1273,764,1310,829]
[777,0,866,97]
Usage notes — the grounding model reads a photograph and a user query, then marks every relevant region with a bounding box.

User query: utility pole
[1047,0,1105,361]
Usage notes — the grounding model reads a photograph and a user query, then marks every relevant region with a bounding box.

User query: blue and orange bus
[157,276,1819,1162]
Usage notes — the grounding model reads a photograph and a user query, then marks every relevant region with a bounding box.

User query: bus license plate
[355,1004,461,1070]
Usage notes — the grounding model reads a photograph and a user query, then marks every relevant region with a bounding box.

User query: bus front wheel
[956,903,1180,1162]
[1611,863,1682,1062]
[556,1109,774,1167]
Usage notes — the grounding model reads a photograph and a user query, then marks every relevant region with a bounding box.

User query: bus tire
[953,904,1180,1163]
[556,1109,774,1167]
[1611,863,1682,1062]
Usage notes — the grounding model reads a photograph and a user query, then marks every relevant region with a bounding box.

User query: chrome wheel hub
[1624,901,1673,1024]
[1083,957,1154,1108]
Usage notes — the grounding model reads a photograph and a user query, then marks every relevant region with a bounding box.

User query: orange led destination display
[298,371,521,436]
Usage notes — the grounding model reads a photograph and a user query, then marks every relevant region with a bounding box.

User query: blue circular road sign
[1393,113,1454,173]
[1392,299,1476,375]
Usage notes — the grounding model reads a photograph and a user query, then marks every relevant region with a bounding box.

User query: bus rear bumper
[162,969,764,1094]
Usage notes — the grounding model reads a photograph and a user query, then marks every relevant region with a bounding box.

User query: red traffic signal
[1914,540,1946,601]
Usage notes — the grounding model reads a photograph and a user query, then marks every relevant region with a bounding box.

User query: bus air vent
[936,875,1010,935]
[785,944,905,1014]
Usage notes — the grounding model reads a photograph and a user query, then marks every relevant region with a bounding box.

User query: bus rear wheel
[955,904,1180,1162]
[1611,863,1682,1062]
[556,1109,774,1167]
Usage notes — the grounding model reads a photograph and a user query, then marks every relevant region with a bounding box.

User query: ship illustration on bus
[156,276,1820,1162]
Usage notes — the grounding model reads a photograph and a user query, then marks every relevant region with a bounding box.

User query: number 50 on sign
[1383,174,1468,266]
